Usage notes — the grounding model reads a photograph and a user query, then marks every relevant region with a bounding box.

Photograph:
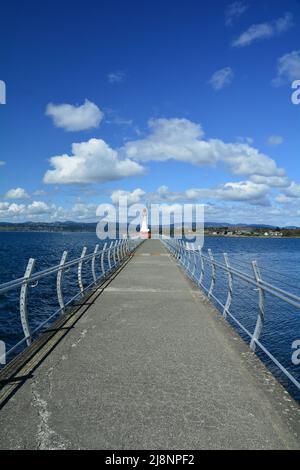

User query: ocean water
[0,232,300,399]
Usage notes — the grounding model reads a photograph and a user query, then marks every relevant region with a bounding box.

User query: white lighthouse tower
[140,208,150,238]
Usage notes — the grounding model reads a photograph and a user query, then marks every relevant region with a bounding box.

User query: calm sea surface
[0,232,300,399]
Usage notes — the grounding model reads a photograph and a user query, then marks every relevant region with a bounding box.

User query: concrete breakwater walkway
[0,239,299,449]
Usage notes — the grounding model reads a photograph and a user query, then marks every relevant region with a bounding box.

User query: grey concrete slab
[0,240,300,449]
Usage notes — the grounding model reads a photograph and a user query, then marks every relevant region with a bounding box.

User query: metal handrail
[0,238,141,363]
[198,252,300,309]
[0,244,121,295]
[163,238,300,392]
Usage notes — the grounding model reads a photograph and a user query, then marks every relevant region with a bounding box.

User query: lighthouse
[140,208,150,238]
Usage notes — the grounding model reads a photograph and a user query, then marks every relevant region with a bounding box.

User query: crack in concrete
[71,328,87,348]
[31,383,67,450]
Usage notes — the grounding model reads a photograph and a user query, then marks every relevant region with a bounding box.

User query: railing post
[78,247,87,296]
[119,239,122,260]
[116,239,121,265]
[57,251,68,313]
[198,248,204,286]
[181,240,186,265]
[112,240,117,267]
[119,240,123,260]
[186,243,191,273]
[101,242,107,276]
[250,261,265,352]
[177,240,182,264]
[182,242,188,269]
[91,244,99,284]
[223,253,233,319]
[208,248,216,299]
[120,239,125,259]
[176,240,181,261]
[191,243,196,279]
[20,258,35,346]
[107,241,113,271]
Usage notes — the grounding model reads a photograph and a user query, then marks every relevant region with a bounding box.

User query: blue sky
[0,0,300,225]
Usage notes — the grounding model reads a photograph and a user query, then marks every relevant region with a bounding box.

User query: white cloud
[70,202,97,220]
[0,193,299,226]
[275,194,293,204]
[43,138,144,184]
[27,201,51,215]
[4,187,30,199]
[123,118,214,165]
[111,188,145,205]
[275,12,294,33]
[0,161,5,166]
[0,201,51,218]
[225,1,248,27]
[156,185,182,202]
[213,181,269,204]
[6,203,26,215]
[36,115,299,224]
[267,135,283,146]
[0,202,21,216]
[145,181,269,206]
[123,118,285,178]
[274,182,300,206]
[149,174,293,206]
[221,143,284,177]
[232,12,293,48]
[104,179,274,210]
[46,99,103,131]
[107,71,126,83]
[0,202,9,212]
[285,181,300,198]
[185,181,269,205]
[249,174,290,188]
[209,67,234,91]
[4,188,48,200]
[272,50,300,86]
[0,201,97,222]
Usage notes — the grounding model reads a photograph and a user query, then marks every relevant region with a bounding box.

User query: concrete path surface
[0,239,299,449]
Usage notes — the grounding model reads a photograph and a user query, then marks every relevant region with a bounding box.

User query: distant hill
[203,222,276,229]
[0,221,98,232]
[0,221,299,232]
